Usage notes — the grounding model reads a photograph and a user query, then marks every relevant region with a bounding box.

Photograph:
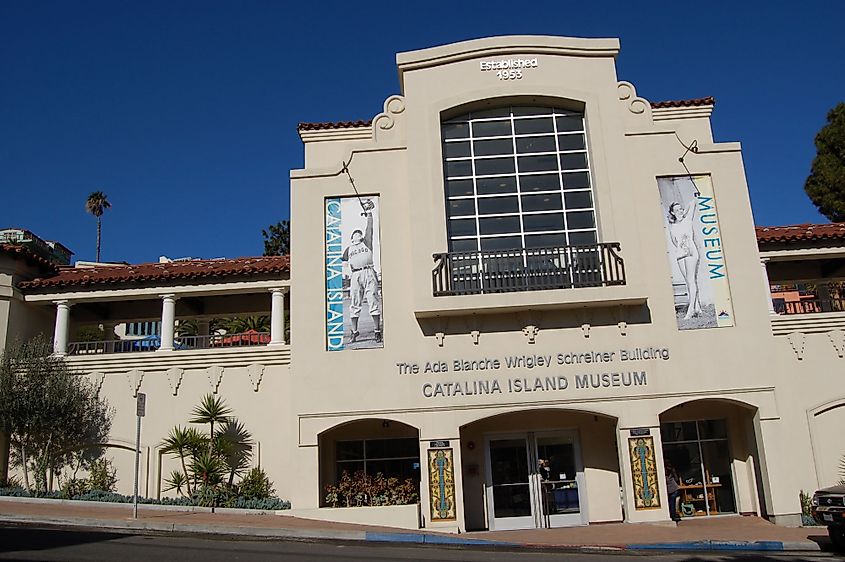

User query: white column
[158,294,177,351]
[760,259,776,314]
[53,300,71,356]
[269,288,286,345]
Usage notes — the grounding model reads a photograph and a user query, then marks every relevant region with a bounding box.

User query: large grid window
[335,438,420,483]
[442,106,598,252]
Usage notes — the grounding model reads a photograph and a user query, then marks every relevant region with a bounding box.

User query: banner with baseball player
[325,196,383,351]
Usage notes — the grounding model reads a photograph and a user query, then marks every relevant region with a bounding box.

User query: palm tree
[85,191,111,262]
[189,394,232,438]
[159,425,204,495]
[224,315,270,334]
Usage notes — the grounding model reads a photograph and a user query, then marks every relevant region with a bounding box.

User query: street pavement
[0,524,839,562]
[0,497,835,555]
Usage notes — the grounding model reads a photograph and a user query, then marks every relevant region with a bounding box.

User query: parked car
[812,484,845,549]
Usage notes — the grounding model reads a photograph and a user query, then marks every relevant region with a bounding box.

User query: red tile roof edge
[756,223,845,244]
[0,244,59,273]
[298,120,373,132]
[297,98,715,130]
[650,96,715,109]
[19,255,290,290]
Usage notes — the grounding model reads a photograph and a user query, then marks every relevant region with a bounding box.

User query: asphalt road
[0,524,837,562]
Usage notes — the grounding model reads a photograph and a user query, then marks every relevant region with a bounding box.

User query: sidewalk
[0,497,830,552]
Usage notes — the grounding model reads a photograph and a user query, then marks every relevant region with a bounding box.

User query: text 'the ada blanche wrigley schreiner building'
[291,35,840,532]
[9,36,845,533]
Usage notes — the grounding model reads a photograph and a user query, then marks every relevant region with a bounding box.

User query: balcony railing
[773,298,845,315]
[432,242,625,297]
[66,332,271,355]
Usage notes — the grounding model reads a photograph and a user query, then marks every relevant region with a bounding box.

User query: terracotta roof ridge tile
[298,120,373,132]
[756,222,845,244]
[650,96,715,109]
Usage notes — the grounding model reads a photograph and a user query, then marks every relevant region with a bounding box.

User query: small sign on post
[133,393,146,519]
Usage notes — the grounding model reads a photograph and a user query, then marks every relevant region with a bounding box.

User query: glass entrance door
[485,431,585,530]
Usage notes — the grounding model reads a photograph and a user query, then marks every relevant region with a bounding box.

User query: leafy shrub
[325,470,419,508]
[88,458,118,492]
[237,468,275,500]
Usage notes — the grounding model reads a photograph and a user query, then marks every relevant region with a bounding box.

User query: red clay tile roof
[19,256,290,290]
[650,97,715,109]
[298,120,372,132]
[756,223,845,245]
[0,244,59,273]
[298,98,715,130]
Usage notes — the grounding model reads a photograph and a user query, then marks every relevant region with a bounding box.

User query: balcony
[432,242,626,297]
[66,332,272,356]
[769,282,845,335]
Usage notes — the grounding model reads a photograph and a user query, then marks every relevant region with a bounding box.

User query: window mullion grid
[580,113,599,243]
[551,110,569,246]
[509,108,528,262]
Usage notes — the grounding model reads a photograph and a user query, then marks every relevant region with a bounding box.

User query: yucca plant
[190,394,232,438]
[215,418,253,487]
[159,426,204,495]
[163,470,188,496]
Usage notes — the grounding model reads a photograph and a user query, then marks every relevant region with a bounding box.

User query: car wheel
[829,527,845,550]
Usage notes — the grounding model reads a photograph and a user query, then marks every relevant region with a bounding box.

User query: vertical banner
[629,436,661,510]
[428,448,456,521]
[657,175,734,330]
[325,196,383,351]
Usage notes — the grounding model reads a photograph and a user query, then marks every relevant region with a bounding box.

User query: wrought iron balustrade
[773,297,845,315]
[68,338,159,355]
[432,242,625,297]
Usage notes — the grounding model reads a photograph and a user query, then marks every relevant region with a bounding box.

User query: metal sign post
[133,393,146,519]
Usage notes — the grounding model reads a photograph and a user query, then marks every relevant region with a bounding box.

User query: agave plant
[190,449,226,489]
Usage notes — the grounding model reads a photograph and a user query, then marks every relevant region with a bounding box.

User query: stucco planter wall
[286,503,421,530]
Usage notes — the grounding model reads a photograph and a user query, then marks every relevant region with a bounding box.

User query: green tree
[0,335,113,494]
[223,315,270,334]
[159,425,204,495]
[85,191,112,262]
[805,103,845,221]
[262,220,290,256]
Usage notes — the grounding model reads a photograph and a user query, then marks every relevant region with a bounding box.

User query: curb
[0,514,825,552]
[627,540,822,552]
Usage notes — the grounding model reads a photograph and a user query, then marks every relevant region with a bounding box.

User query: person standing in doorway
[665,460,681,521]
[343,200,382,344]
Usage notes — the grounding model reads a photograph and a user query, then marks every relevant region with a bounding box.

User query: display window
[661,419,737,517]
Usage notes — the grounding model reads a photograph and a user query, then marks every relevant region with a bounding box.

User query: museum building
[3,36,845,533]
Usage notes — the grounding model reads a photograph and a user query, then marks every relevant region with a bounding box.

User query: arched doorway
[460,409,620,531]
[659,399,762,519]
[318,419,420,507]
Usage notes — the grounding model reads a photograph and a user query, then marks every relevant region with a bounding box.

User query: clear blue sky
[1,1,842,264]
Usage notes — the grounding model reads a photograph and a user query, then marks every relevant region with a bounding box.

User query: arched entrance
[659,399,762,519]
[318,419,420,507]
[459,409,620,531]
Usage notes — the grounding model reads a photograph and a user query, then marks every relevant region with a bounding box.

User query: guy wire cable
[341,157,368,212]
[675,133,701,197]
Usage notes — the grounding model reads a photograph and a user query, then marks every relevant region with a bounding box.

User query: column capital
[53,299,72,307]
[160,293,178,300]
[269,287,287,294]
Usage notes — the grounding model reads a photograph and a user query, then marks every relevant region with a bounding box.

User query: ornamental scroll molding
[617,81,649,115]
[88,372,105,395]
[372,95,405,141]
[787,332,806,360]
[207,366,225,394]
[829,330,845,358]
[247,364,264,392]
[127,369,144,397]
[166,368,184,396]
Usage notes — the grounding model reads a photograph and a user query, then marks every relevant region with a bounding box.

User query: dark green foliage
[262,220,290,256]
[238,467,275,500]
[0,335,113,495]
[805,103,845,221]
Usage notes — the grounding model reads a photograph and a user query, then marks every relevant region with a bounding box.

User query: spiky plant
[215,418,253,487]
[189,394,232,438]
